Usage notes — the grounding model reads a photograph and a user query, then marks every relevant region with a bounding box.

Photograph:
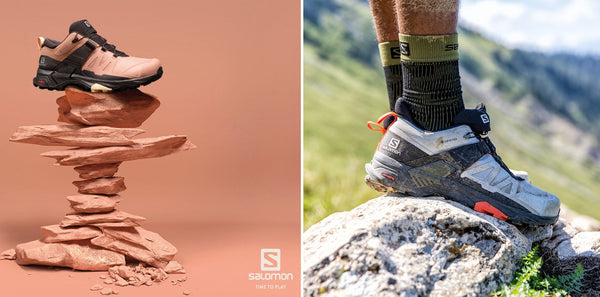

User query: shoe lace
[481,137,524,181]
[72,33,127,57]
[87,33,127,57]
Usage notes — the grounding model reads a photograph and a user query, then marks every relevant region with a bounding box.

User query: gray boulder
[303,195,547,297]
[540,206,600,297]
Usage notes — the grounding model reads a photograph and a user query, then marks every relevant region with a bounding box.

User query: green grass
[304,39,600,229]
[303,45,386,227]
[493,246,584,297]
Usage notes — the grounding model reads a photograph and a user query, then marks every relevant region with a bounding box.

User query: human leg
[365,0,560,226]
[368,0,403,112]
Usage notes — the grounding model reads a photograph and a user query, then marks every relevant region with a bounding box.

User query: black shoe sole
[365,152,559,226]
[33,67,163,92]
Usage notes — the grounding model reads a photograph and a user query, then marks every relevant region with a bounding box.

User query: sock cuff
[378,41,402,66]
[398,34,459,62]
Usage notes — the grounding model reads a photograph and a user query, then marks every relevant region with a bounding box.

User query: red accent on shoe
[382,174,395,181]
[474,202,508,221]
[37,80,45,84]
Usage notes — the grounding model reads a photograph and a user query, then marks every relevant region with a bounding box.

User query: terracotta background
[0,1,301,296]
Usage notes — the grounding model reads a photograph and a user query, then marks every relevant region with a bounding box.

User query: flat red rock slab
[15,239,125,270]
[9,125,143,147]
[67,194,120,214]
[74,162,121,179]
[91,226,177,269]
[42,136,196,166]
[61,210,145,228]
[73,177,126,195]
[57,87,160,128]
[41,224,102,243]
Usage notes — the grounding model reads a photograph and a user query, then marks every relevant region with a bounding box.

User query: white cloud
[459,0,600,55]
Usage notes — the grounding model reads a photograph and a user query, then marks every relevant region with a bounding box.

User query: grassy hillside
[304,0,600,228]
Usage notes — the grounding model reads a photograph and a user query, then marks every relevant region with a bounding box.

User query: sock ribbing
[400,59,464,131]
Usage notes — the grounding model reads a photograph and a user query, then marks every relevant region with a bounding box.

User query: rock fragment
[57,87,160,128]
[91,227,177,269]
[41,224,102,243]
[165,260,186,274]
[73,177,126,195]
[67,195,120,214]
[61,210,145,228]
[9,125,143,147]
[1,248,16,260]
[16,240,125,270]
[42,136,196,166]
[75,163,121,179]
[100,288,114,295]
[90,284,103,291]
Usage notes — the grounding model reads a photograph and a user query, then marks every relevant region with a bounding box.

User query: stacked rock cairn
[5,87,194,279]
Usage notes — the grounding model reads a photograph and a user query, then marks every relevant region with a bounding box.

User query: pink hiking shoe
[33,20,162,92]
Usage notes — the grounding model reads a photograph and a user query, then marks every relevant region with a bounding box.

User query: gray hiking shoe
[365,106,560,226]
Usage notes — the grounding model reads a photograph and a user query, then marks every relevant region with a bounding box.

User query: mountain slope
[303,0,600,227]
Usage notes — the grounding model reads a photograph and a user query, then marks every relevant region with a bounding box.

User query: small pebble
[103,279,113,284]
[183,290,191,296]
[99,287,113,295]
[99,275,107,279]
[90,284,103,291]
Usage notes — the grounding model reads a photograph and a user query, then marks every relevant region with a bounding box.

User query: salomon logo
[84,20,91,27]
[39,56,46,66]
[390,46,401,59]
[389,138,400,149]
[400,42,410,56]
[445,44,458,51]
[261,249,280,271]
[480,114,490,124]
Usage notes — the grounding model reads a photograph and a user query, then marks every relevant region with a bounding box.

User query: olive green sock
[397,34,464,131]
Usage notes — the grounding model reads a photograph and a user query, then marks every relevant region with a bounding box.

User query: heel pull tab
[36,36,45,50]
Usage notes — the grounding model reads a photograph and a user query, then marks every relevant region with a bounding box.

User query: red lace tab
[367,112,397,135]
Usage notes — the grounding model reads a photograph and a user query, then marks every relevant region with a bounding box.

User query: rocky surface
[304,196,600,297]
[57,87,160,128]
[61,210,145,228]
[75,163,121,179]
[73,177,126,195]
[42,136,196,166]
[91,227,177,269]
[303,195,535,297]
[15,240,125,270]
[41,224,102,243]
[539,207,600,297]
[67,194,120,213]
[9,125,143,147]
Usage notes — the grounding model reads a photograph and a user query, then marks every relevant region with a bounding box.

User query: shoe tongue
[69,20,97,36]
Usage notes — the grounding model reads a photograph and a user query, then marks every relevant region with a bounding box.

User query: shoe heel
[365,152,414,194]
[33,69,67,90]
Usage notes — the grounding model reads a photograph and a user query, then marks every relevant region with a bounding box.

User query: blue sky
[459,0,600,56]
